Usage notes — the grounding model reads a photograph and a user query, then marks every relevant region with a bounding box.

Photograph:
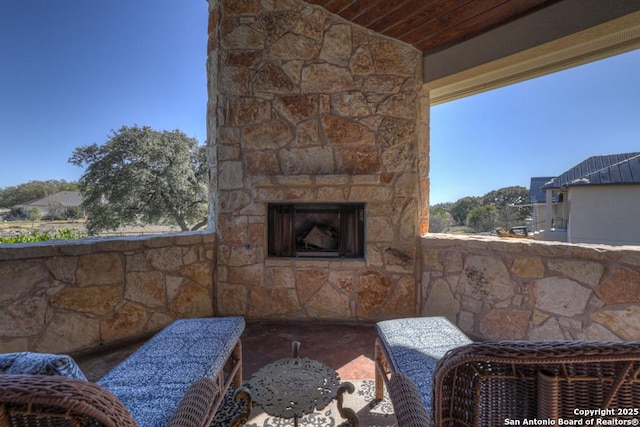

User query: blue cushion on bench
[0,352,87,380]
[98,317,244,427]
[376,317,472,413]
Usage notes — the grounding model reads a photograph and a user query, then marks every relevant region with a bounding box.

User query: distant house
[531,153,640,245]
[17,191,84,219]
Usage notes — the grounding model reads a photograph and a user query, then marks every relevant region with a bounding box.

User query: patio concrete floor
[75,320,378,383]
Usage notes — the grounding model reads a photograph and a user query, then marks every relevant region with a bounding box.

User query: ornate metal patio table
[246,341,359,426]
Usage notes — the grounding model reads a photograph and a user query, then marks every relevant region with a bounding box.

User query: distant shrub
[0,229,85,244]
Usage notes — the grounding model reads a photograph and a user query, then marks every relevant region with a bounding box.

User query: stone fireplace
[267,203,364,258]
[207,0,429,320]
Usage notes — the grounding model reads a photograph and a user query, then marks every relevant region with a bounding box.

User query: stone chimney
[206,0,429,320]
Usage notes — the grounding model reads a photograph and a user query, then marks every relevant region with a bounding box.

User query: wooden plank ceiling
[305,0,559,54]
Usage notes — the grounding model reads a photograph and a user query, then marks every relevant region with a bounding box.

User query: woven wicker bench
[0,317,250,427]
[377,318,640,426]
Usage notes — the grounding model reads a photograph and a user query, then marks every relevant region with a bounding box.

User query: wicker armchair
[0,374,251,427]
[431,340,640,426]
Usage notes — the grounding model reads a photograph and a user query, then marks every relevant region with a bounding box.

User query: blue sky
[430,48,640,205]
[0,1,208,188]
[1,2,638,206]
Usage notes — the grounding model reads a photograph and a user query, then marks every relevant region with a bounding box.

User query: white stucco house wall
[535,152,640,246]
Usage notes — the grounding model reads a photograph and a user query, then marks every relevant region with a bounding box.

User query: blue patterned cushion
[0,352,87,380]
[98,317,245,427]
[376,317,472,414]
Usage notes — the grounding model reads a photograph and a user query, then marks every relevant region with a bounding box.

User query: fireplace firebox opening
[267,203,365,258]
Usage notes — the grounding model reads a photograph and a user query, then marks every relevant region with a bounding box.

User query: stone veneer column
[207,0,427,320]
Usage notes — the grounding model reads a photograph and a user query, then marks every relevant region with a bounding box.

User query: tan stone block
[294,8,325,40]
[363,75,405,94]
[279,147,335,175]
[219,190,252,213]
[317,186,347,201]
[511,256,544,279]
[259,9,299,44]
[296,269,327,303]
[349,186,393,202]
[248,287,301,317]
[399,200,417,241]
[219,66,250,95]
[246,151,280,175]
[267,266,295,288]
[547,259,604,287]
[0,261,50,303]
[532,309,550,326]
[254,63,297,94]
[124,272,165,308]
[335,146,381,174]
[459,256,515,301]
[221,0,260,15]
[528,317,564,340]
[221,25,264,50]
[305,284,350,319]
[274,95,318,124]
[37,312,100,354]
[265,33,320,61]
[377,92,417,120]
[367,217,394,242]
[378,116,415,148]
[217,283,248,315]
[228,246,259,267]
[442,251,463,274]
[227,97,271,126]
[77,253,124,287]
[225,50,262,68]
[597,267,640,303]
[45,257,77,284]
[370,36,418,76]
[286,187,315,200]
[101,302,148,343]
[330,91,372,117]
[381,143,416,172]
[53,286,121,315]
[356,270,391,318]
[422,249,442,270]
[292,119,320,147]
[321,114,375,145]
[591,306,640,340]
[229,263,264,285]
[328,270,354,294]
[169,283,213,317]
[243,120,293,150]
[480,309,530,340]
[0,297,47,337]
[217,215,248,245]
[383,275,416,317]
[301,63,356,93]
[532,277,591,316]
[147,247,183,271]
[576,323,622,341]
[383,247,414,273]
[319,24,351,66]
[0,339,29,353]
[421,278,459,322]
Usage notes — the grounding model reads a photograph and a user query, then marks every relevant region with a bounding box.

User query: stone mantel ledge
[423,233,640,266]
[0,231,216,261]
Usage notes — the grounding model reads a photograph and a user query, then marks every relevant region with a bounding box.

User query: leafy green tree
[0,180,79,208]
[69,126,208,235]
[429,204,453,233]
[64,206,84,220]
[467,205,497,232]
[482,186,530,230]
[26,207,41,223]
[450,196,481,225]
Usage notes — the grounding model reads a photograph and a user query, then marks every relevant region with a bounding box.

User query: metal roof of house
[529,177,556,203]
[542,153,640,189]
[20,191,83,208]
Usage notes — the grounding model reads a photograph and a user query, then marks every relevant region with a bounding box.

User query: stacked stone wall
[422,234,640,341]
[0,232,216,354]
[207,0,428,320]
